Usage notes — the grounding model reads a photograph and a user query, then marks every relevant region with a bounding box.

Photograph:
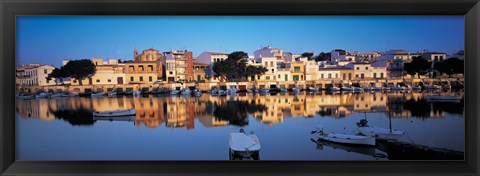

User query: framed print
[1,0,479,175]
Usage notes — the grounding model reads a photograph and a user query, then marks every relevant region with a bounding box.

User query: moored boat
[170,90,180,95]
[309,87,319,92]
[229,129,261,158]
[92,109,136,117]
[292,87,301,93]
[49,93,64,98]
[426,95,462,102]
[311,126,375,146]
[35,92,49,99]
[91,92,105,97]
[16,93,35,100]
[259,88,269,94]
[93,115,135,122]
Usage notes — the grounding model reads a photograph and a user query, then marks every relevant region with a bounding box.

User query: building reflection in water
[15,91,464,128]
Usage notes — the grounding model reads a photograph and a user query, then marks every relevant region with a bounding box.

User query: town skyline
[17,16,464,67]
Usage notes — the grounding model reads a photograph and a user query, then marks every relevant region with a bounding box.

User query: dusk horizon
[17,16,464,67]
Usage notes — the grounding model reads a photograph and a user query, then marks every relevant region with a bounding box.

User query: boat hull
[92,109,136,117]
[229,132,261,157]
[358,127,405,140]
[317,133,376,146]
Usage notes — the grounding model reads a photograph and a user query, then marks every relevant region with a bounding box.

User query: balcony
[176,64,188,67]
[291,70,303,73]
[177,71,187,75]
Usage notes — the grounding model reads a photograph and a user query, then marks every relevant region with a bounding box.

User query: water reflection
[15,91,464,128]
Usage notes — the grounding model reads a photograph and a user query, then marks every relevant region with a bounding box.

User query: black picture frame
[1,0,479,175]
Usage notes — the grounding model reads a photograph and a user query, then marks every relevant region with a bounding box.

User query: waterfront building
[345,62,372,80]
[255,57,278,87]
[290,61,305,81]
[163,50,194,83]
[317,67,342,84]
[193,62,209,83]
[134,47,163,62]
[283,52,300,62]
[254,46,283,60]
[330,49,356,66]
[196,51,228,82]
[276,67,291,89]
[124,61,159,85]
[16,64,56,90]
[305,60,320,81]
[370,61,387,79]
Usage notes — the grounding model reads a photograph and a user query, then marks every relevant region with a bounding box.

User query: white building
[256,57,278,82]
[330,49,356,65]
[254,46,283,60]
[16,64,56,87]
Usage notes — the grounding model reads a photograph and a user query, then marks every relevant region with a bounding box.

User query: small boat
[16,93,35,100]
[341,86,353,92]
[426,95,462,102]
[329,86,340,92]
[91,92,105,97]
[181,88,191,96]
[227,86,237,95]
[357,112,406,141]
[211,89,219,95]
[92,109,136,117]
[292,87,301,93]
[170,90,180,95]
[49,93,64,98]
[424,85,442,90]
[229,129,261,158]
[218,89,227,96]
[389,84,405,91]
[309,87,319,92]
[35,92,49,99]
[107,91,117,97]
[280,88,288,92]
[93,115,135,122]
[352,86,364,92]
[246,89,254,93]
[311,126,376,146]
[62,92,79,97]
[133,90,142,97]
[443,85,452,90]
[193,89,202,97]
[259,88,269,94]
[362,86,374,91]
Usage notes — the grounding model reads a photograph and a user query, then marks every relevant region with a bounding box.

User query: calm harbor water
[16,91,464,160]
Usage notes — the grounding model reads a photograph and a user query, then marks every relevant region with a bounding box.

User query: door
[117,77,123,84]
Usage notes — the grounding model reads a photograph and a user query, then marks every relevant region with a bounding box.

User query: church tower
[134,47,139,61]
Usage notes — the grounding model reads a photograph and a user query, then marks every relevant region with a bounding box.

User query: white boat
[227,86,237,95]
[341,86,353,91]
[426,95,462,102]
[389,84,405,91]
[92,109,136,117]
[49,93,64,98]
[210,89,219,95]
[247,89,254,93]
[443,85,452,90]
[133,90,142,97]
[62,92,79,97]
[330,86,340,92]
[107,92,117,97]
[16,93,35,100]
[309,87,319,92]
[229,129,261,158]
[193,89,202,97]
[259,88,269,94]
[35,92,49,99]
[218,89,227,96]
[358,126,405,141]
[181,88,191,96]
[352,86,364,92]
[91,92,105,97]
[424,85,442,90]
[280,88,288,92]
[312,126,376,146]
[170,90,180,95]
[93,115,135,122]
[292,87,301,93]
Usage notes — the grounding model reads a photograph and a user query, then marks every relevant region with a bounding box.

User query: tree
[243,65,268,80]
[315,52,331,62]
[62,59,96,85]
[404,56,431,79]
[301,52,314,60]
[441,57,464,77]
[47,67,68,85]
[213,51,267,82]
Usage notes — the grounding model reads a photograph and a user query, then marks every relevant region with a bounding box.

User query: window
[343,73,346,80]
[293,75,299,81]
[129,66,135,72]
[285,74,288,81]
[361,73,364,79]
[147,65,153,71]
[357,67,359,70]
[270,61,274,67]
[328,73,332,78]
[258,76,261,80]
[356,74,359,78]
[294,66,301,72]
[169,71,173,75]
[130,77,134,81]
[321,74,324,79]
[96,79,100,83]
[348,73,352,80]
[46,79,49,83]
[278,74,281,78]
[266,76,270,80]
[44,69,47,74]
[373,73,377,78]
[271,69,274,73]
[365,67,368,70]
[335,73,338,78]
[380,73,384,78]
[107,79,111,82]
[149,76,152,82]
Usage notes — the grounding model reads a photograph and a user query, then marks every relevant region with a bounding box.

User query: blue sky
[17,16,464,67]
